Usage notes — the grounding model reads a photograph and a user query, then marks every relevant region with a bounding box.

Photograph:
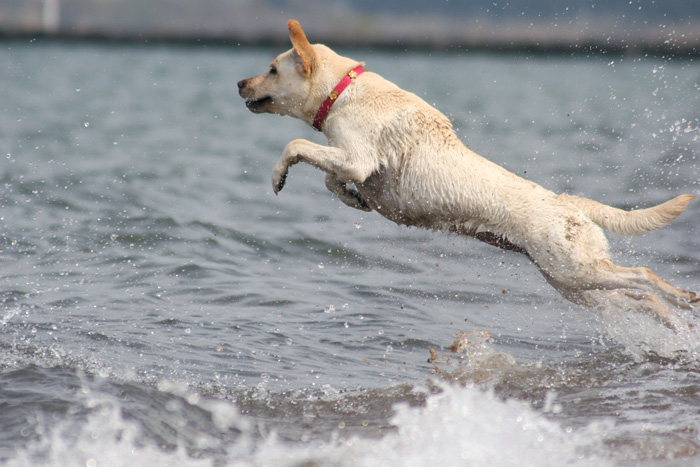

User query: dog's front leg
[272,139,371,194]
[325,174,372,211]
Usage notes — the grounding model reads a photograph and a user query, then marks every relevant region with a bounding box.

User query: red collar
[312,65,365,131]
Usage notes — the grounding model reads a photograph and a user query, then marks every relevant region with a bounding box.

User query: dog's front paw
[272,156,298,194]
[272,140,307,194]
[271,163,289,195]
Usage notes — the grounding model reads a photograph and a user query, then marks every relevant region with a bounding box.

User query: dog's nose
[237,79,247,91]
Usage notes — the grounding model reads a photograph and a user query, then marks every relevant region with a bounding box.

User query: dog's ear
[288,19,315,75]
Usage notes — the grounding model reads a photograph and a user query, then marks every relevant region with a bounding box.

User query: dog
[238,20,698,328]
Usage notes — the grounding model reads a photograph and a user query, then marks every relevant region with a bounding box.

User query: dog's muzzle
[238,78,272,113]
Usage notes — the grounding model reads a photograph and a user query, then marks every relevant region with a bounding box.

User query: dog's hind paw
[690,292,700,306]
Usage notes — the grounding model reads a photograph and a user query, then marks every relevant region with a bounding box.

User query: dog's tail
[561,193,695,236]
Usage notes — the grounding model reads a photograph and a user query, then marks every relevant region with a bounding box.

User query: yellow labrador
[238,20,698,327]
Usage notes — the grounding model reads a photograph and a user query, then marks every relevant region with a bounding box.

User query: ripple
[167,263,212,279]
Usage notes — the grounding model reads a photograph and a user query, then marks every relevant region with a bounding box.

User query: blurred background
[1,0,700,54]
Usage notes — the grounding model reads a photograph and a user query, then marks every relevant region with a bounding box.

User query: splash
[6,397,216,467]
[233,384,612,467]
[4,364,612,467]
[589,291,700,361]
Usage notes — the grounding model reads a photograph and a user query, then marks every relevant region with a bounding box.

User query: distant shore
[2,24,699,57]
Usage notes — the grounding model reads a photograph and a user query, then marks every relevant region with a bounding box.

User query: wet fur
[238,20,698,328]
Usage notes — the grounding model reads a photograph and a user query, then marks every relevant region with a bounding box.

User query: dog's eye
[269,66,277,75]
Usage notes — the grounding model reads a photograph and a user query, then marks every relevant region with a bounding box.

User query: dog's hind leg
[565,289,682,330]
[610,291,681,329]
[588,259,699,310]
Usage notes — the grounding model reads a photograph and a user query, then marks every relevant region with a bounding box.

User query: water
[1,41,699,465]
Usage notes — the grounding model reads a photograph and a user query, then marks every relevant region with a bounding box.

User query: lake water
[1,41,699,466]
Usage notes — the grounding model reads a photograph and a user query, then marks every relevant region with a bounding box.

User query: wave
[4,329,700,466]
[3,366,611,467]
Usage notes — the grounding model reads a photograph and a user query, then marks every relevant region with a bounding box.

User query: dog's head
[238,20,361,124]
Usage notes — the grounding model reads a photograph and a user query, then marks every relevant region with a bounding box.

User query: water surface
[1,42,699,465]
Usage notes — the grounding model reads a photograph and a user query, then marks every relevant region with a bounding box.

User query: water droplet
[187,393,200,405]
[324,304,335,313]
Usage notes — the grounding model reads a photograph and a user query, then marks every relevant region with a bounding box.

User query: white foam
[9,382,615,467]
[0,307,21,326]
[245,383,613,467]
[7,405,206,467]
